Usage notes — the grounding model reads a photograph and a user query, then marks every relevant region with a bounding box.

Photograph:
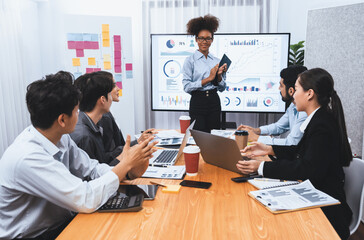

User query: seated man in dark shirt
[96,71,155,161]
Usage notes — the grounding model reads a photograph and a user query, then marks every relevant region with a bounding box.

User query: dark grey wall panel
[305,3,364,156]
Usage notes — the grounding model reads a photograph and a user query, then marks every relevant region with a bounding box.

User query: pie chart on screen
[166,39,175,48]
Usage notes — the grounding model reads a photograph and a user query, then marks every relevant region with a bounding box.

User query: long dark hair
[299,68,352,166]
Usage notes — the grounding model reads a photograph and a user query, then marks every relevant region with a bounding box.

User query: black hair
[74,71,114,112]
[280,65,308,90]
[299,68,352,166]
[26,71,81,129]
[186,14,219,37]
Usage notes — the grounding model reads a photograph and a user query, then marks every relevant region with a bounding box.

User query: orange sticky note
[103,54,111,62]
[161,185,181,193]
[102,24,109,32]
[118,89,122,96]
[72,58,80,66]
[102,32,109,39]
[104,61,111,70]
[88,58,96,66]
[103,39,110,47]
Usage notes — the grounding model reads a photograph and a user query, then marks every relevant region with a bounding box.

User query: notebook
[149,120,195,166]
[248,180,340,214]
[248,178,300,190]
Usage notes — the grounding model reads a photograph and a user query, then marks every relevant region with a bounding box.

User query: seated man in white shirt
[238,65,308,145]
[0,71,157,240]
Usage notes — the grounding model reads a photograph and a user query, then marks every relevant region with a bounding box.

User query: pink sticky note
[114,59,121,65]
[116,81,122,89]
[125,63,133,71]
[83,41,92,49]
[114,35,121,42]
[90,41,99,49]
[114,51,121,58]
[115,66,122,73]
[76,49,84,57]
[114,42,121,51]
[86,68,93,73]
[67,41,76,49]
[94,68,101,72]
[75,41,84,49]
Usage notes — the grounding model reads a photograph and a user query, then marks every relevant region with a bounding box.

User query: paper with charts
[249,180,340,213]
[142,165,186,179]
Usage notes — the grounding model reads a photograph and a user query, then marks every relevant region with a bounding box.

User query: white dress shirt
[0,126,119,239]
[257,107,320,175]
[258,103,307,145]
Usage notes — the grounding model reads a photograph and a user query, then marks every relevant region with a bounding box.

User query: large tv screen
[151,33,290,113]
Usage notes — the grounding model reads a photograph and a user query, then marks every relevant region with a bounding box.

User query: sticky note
[67,33,82,41]
[103,54,111,62]
[103,40,110,47]
[113,35,121,42]
[72,58,80,66]
[82,33,92,41]
[102,24,109,32]
[88,58,96,66]
[114,42,121,51]
[118,89,122,96]
[67,41,76,49]
[91,34,98,42]
[116,81,122,89]
[115,66,121,73]
[102,32,109,39]
[104,61,111,70]
[114,51,121,58]
[114,74,122,82]
[125,63,133,71]
[75,41,84,49]
[126,71,133,79]
[90,41,99,49]
[161,185,181,193]
[76,49,84,57]
[94,68,101,72]
[73,72,82,79]
[114,59,121,65]
[86,68,93,73]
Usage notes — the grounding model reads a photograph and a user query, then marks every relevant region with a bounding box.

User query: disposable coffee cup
[179,116,191,134]
[183,146,200,176]
[235,130,249,150]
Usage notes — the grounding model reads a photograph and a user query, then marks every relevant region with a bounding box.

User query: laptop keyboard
[98,194,144,212]
[153,150,178,164]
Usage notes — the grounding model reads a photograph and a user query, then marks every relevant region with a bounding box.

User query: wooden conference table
[57,154,339,240]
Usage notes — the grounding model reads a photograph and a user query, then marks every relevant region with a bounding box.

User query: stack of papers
[211,129,235,138]
[142,165,186,179]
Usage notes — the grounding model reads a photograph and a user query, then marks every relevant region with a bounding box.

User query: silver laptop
[149,120,195,166]
[190,129,243,174]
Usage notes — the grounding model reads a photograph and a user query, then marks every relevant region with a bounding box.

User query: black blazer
[264,108,352,239]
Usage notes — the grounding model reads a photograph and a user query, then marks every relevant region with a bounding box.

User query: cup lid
[235,130,249,136]
[183,145,200,154]
[179,116,191,120]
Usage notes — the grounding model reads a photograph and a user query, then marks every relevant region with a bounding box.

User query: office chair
[343,158,364,235]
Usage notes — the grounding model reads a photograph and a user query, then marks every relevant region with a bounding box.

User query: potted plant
[289,41,305,66]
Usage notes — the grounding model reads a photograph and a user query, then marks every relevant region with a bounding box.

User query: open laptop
[149,120,195,166]
[190,129,243,174]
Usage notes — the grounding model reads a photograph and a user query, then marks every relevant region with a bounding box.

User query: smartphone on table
[180,180,212,189]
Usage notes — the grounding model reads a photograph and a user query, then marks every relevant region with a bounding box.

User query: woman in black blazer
[237,68,352,239]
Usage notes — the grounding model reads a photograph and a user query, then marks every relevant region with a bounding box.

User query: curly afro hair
[186,14,220,36]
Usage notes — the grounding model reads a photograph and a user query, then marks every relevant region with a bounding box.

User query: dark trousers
[189,89,221,133]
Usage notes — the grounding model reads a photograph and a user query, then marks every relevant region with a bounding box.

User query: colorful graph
[246,99,258,107]
[230,39,259,46]
[163,60,181,78]
[166,39,175,48]
[160,95,190,107]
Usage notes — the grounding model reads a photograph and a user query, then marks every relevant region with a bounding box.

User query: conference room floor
[57,152,340,240]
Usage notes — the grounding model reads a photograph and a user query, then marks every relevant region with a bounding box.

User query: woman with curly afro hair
[182,15,227,133]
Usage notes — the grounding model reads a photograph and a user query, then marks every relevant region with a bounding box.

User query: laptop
[149,120,195,166]
[190,129,243,174]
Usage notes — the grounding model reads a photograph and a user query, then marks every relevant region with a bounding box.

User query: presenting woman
[182,15,226,133]
[237,68,352,239]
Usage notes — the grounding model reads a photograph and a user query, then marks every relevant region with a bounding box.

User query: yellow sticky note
[118,89,122,96]
[72,58,80,66]
[103,54,111,62]
[103,39,110,47]
[102,32,109,39]
[161,185,181,193]
[102,24,109,32]
[88,58,96,66]
[104,61,111,70]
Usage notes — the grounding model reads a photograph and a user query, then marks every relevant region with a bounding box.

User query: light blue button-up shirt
[0,126,119,239]
[258,103,307,145]
[182,50,226,94]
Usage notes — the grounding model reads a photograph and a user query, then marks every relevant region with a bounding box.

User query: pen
[254,178,283,182]
[141,130,153,134]
[149,181,166,187]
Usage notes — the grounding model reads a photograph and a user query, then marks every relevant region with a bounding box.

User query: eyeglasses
[196,37,213,43]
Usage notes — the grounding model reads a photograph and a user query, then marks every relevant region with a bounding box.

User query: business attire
[70,111,120,165]
[182,50,226,133]
[258,107,352,239]
[0,126,119,239]
[258,103,307,145]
